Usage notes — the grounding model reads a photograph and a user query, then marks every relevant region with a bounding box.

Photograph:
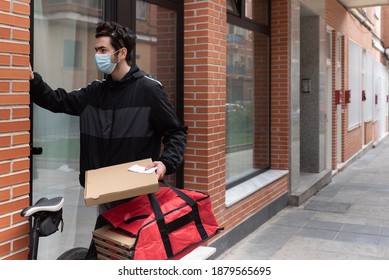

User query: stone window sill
[225,170,289,207]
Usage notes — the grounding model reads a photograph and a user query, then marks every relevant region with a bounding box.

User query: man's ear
[119,47,127,60]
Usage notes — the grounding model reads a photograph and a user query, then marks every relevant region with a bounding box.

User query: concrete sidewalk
[217,136,389,260]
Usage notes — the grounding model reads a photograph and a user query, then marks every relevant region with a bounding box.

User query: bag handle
[159,181,209,238]
[169,187,208,240]
[148,193,174,258]
[160,180,196,207]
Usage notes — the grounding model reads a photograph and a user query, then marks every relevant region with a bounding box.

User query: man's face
[94,36,115,55]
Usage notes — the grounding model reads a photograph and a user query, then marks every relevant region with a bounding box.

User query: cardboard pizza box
[84,158,159,206]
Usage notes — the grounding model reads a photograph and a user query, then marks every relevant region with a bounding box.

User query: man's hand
[145,161,166,180]
[29,63,34,80]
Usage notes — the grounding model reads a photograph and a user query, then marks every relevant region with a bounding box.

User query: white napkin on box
[128,164,157,174]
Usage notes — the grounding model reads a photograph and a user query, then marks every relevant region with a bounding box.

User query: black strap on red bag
[170,187,208,239]
[147,186,209,259]
[148,193,173,258]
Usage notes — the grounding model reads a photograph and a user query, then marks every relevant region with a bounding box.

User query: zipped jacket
[30,65,187,187]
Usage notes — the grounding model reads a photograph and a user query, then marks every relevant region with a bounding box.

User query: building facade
[0,0,388,260]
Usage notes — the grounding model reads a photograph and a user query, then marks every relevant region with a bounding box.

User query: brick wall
[156,9,177,109]
[326,0,380,164]
[253,33,270,168]
[364,121,373,145]
[270,0,289,170]
[381,6,389,50]
[183,0,227,218]
[0,0,31,260]
[183,0,288,236]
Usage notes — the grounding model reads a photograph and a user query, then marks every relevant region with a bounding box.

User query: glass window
[226,0,269,187]
[63,39,82,68]
[336,35,342,90]
[226,24,269,186]
[90,0,102,9]
[364,50,373,122]
[47,0,66,3]
[348,39,362,128]
[245,0,268,25]
[336,35,342,65]
[32,0,103,259]
[326,31,331,60]
[136,0,147,20]
[227,0,240,15]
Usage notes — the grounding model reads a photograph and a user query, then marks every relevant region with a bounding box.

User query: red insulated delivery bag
[100,185,222,260]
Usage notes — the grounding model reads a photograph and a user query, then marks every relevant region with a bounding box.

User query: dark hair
[95,21,136,65]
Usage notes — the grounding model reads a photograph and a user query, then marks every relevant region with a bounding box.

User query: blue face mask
[94,49,121,74]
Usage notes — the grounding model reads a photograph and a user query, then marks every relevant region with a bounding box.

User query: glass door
[31,0,183,259]
[31,0,104,259]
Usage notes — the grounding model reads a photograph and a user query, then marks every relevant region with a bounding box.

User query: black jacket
[30,65,187,187]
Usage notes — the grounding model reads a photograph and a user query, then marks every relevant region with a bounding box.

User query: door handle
[31,147,43,155]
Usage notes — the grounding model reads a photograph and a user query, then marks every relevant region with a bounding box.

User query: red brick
[0,1,10,12]
[12,55,29,66]
[0,188,11,201]
[13,133,30,145]
[0,41,29,54]
[0,120,30,133]
[12,236,30,251]
[12,29,30,41]
[12,183,30,198]
[0,215,11,229]
[0,54,11,65]
[0,243,11,257]
[12,2,30,15]
[12,107,30,118]
[13,211,28,224]
[0,171,30,188]
[13,159,30,172]
[12,81,30,92]
[0,146,30,160]
[0,109,11,120]
[0,197,30,216]
[4,249,29,260]
[0,135,11,147]
[0,162,11,176]
[0,94,29,105]
[0,81,10,92]
[0,13,29,28]
[0,68,29,79]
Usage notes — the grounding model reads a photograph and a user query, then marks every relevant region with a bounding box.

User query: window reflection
[226,24,269,185]
[135,0,178,186]
[227,0,239,15]
[33,0,103,259]
[245,0,268,25]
